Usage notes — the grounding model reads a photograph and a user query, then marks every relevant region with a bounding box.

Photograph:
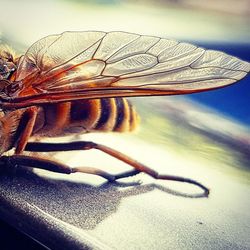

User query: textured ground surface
[0,98,250,250]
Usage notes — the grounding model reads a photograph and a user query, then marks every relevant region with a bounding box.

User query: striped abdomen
[33,98,139,137]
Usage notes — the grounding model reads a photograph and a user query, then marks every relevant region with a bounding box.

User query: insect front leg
[15,106,38,154]
[24,141,209,196]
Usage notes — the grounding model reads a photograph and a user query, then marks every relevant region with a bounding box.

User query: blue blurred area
[190,43,250,125]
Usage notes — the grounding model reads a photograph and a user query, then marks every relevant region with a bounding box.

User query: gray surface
[1,98,250,250]
[0,124,250,250]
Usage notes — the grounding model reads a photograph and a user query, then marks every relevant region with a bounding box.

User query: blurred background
[0,0,250,249]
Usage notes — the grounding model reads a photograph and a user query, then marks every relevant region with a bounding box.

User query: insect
[0,31,249,196]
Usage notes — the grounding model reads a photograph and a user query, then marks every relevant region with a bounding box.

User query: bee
[0,31,249,196]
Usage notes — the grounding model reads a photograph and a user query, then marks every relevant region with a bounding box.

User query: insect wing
[13,31,250,105]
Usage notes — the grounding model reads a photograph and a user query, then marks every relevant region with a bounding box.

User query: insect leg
[25,141,209,195]
[0,155,139,181]
[15,106,38,154]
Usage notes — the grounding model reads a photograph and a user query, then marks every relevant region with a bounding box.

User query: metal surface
[0,98,250,249]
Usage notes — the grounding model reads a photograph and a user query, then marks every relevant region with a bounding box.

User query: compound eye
[0,65,9,79]
[0,59,16,80]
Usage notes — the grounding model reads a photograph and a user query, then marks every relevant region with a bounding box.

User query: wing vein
[11,31,249,106]
[44,36,106,75]
[105,35,141,62]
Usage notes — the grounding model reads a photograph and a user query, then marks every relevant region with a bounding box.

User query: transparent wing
[12,31,250,106]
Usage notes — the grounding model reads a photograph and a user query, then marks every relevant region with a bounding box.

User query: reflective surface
[0,97,250,249]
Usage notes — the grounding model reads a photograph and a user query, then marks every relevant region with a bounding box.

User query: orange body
[32,98,139,138]
[0,98,139,155]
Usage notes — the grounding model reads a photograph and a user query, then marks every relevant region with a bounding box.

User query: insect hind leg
[0,154,140,181]
[24,141,209,196]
